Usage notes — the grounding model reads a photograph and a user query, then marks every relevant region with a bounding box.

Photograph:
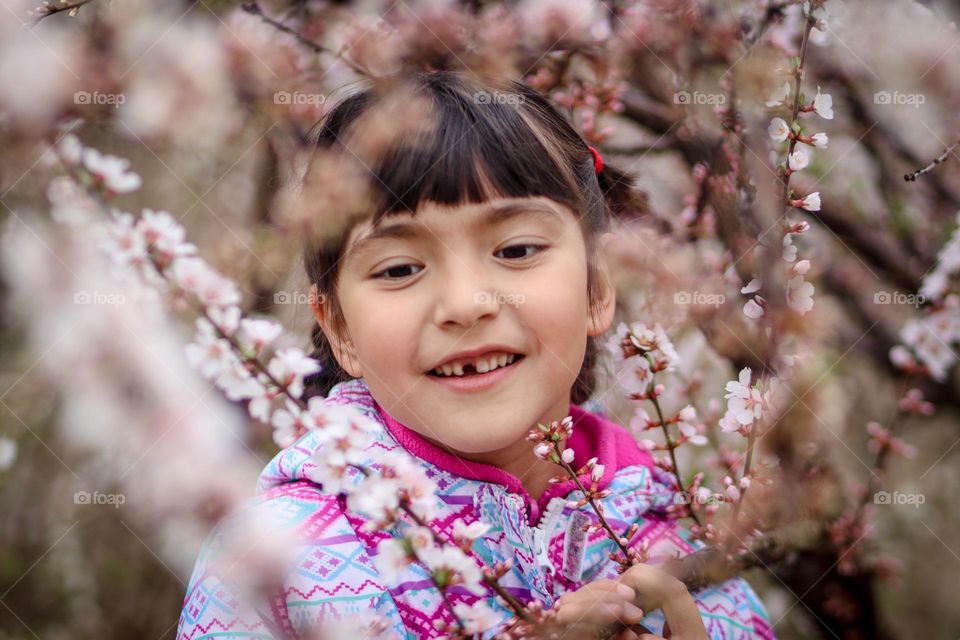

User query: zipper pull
[532,527,555,574]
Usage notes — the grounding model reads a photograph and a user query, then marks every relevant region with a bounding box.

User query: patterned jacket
[178,378,776,639]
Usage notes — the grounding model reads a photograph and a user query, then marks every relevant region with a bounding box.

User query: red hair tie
[587,145,603,175]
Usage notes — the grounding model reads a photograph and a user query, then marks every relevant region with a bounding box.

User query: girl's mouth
[426,354,525,392]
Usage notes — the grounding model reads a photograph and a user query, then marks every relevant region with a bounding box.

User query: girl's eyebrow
[344,200,564,263]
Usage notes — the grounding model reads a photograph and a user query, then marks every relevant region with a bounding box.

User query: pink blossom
[81,148,142,194]
[137,209,196,258]
[533,442,553,460]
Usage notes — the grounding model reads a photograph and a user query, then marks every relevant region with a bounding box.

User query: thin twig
[240,1,373,78]
[904,138,960,182]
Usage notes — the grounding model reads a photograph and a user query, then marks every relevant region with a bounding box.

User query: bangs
[329,71,587,226]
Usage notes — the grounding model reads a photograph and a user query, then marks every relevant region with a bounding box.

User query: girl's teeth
[433,352,519,377]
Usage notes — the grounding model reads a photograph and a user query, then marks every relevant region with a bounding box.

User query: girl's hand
[550,579,647,639]
[614,563,708,640]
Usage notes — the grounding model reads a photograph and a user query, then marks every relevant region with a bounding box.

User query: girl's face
[313,195,615,467]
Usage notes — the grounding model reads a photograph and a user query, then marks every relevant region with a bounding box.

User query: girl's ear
[586,233,617,338]
[309,284,364,378]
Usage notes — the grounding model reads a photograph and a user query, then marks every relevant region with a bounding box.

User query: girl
[178,70,775,640]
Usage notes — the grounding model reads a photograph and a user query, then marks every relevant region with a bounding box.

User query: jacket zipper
[530,496,568,574]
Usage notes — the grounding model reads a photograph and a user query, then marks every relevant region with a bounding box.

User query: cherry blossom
[81,148,143,194]
[768,117,790,142]
[743,297,765,319]
[791,191,821,211]
[171,257,242,309]
[375,537,413,583]
[809,132,829,148]
[813,85,834,119]
[452,600,503,635]
[722,367,764,428]
[786,274,816,314]
[788,147,811,172]
[765,81,791,108]
[185,318,236,380]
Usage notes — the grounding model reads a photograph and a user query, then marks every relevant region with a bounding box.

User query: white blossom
[743,298,764,319]
[786,275,815,314]
[452,519,491,543]
[768,117,790,142]
[788,147,810,172]
[809,133,829,149]
[798,192,821,211]
[782,233,797,262]
[723,367,764,426]
[765,81,791,107]
[452,600,503,635]
[0,437,17,471]
[741,278,762,295]
[375,537,412,584]
[185,318,236,380]
[813,86,834,119]
[239,317,284,352]
[81,148,142,193]
[171,257,241,309]
[267,347,319,399]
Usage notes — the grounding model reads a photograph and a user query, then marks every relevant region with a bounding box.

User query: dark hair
[299,70,645,405]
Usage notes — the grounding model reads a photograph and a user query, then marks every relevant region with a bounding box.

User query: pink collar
[372,400,653,526]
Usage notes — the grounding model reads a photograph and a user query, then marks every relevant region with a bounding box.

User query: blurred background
[2,0,960,638]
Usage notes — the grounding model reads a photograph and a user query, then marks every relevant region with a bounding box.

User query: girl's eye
[495,243,546,260]
[372,264,423,280]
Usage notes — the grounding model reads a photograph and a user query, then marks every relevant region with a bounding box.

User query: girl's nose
[433,270,501,328]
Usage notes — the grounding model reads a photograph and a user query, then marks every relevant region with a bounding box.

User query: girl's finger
[555,600,625,626]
